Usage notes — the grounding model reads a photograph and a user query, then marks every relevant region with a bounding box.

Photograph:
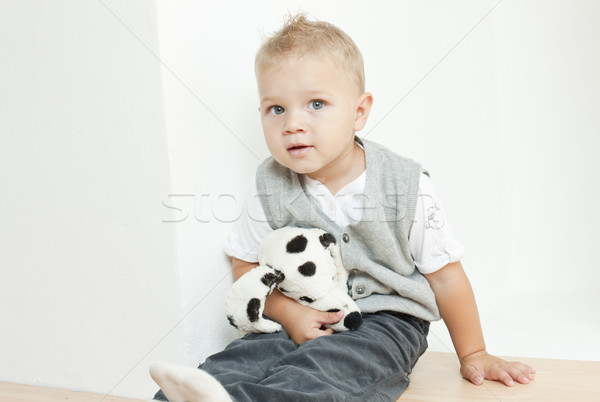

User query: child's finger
[506,365,535,384]
[515,362,536,378]
[320,310,344,324]
[486,367,515,386]
[460,365,484,385]
[309,327,334,340]
[319,328,335,336]
[507,368,529,384]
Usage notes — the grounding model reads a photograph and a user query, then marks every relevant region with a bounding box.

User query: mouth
[287,143,313,157]
[287,143,311,151]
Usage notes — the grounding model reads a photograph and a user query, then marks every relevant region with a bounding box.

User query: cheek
[261,118,278,137]
[262,125,284,155]
[260,114,270,130]
[318,109,354,134]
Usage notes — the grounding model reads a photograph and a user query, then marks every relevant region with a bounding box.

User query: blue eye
[309,100,325,110]
[270,105,285,115]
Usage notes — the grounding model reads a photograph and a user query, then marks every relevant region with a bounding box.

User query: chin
[287,166,312,175]
[273,158,312,174]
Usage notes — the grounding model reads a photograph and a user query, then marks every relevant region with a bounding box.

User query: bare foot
[149,361,231,402]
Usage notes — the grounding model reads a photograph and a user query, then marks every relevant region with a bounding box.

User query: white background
[1,0,599,399]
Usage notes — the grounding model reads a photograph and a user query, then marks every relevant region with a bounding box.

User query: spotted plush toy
[225,227,362,335]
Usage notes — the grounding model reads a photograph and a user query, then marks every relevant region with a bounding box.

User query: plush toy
[226,227,362,335]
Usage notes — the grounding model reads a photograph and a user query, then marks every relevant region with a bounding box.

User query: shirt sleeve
[223,173,273,263]
[409,173,464,274]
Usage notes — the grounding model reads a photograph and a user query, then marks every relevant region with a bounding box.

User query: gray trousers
[153,312,429,402]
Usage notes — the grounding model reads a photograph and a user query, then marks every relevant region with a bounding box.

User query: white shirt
[224,172,464,274]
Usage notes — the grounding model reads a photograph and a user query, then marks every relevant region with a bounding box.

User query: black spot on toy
[300,296,315,303]
[260,270,285,287]
[298,261,316,276]
[286,234,308,253]
[247,298,261,323]
[226,315,237,329]
[319,232,336,248]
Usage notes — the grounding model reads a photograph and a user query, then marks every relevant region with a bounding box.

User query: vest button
[355,284,366,295]
[342,233,350,243]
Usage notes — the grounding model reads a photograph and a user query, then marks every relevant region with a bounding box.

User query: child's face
[257,54,368,180]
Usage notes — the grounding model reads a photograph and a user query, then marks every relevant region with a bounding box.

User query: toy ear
[321,233,346,283]
[318,232,344,274]
[328,242,344,271]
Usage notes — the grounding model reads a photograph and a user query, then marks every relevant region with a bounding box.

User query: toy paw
[225,265,285,335]
[228,313,282,334]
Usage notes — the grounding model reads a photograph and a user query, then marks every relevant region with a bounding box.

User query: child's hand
[460,350,536,386]
[279,301,344,345]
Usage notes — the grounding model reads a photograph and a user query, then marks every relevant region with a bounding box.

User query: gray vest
[256,138,440,321]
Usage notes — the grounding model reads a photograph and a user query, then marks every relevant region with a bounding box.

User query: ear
[353,92,373,132]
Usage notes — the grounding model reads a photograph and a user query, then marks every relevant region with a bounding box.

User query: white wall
[0,0,188,399]
[1,0,599,399]
[153,1,267,368]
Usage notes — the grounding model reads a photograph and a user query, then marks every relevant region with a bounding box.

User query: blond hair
[255,13,365,93]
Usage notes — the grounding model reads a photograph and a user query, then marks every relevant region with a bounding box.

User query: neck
[307,142,365,196]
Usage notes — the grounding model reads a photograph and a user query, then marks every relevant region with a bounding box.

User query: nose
[283,110,306,135]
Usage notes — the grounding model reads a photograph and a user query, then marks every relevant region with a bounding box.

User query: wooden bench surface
[1,351,599,401]
[0,380,144,402]
[402,351,600,401]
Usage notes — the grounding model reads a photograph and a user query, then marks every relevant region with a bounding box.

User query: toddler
[150,14,535,401]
